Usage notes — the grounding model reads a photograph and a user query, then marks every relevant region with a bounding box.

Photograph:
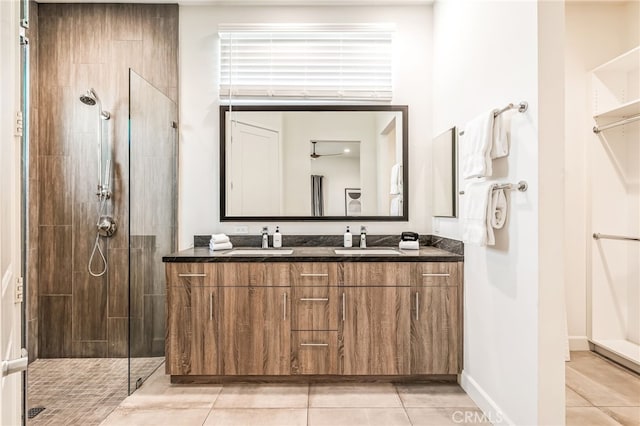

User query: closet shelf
[591,46,639,75]
[594,99,640,121]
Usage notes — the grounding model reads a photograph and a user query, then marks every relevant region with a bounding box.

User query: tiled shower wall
[30,4,178,358]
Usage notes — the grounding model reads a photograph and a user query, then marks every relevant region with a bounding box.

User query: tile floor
[100,370,487,426]
[566,351,640,426]
[27,357,162,426]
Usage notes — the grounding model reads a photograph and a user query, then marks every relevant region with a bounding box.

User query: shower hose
[88,195,108,277]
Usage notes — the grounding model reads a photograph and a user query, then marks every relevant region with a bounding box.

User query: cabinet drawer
[291,286,339,331]
[218,263,290,286]
[290,263,337,286]
[166,263,215,287]
[343,263,411,286]
[413,262,460,287]
[291,331,338,375]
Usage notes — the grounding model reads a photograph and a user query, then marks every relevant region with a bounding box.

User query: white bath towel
[210,233,230,244]
[460,110,495,179]
[461,182,507,246]
[399,240,419,250]
[209,241,233,251]
[490,188,507,229]
[390,164,403,195]
[390,195,403,216]
[491,110,512,159]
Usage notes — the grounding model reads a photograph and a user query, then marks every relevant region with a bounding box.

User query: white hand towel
[490,188,507,229]
[390,164,403,195]
[399,240,419,250]
[491,110,512,159]
[209,241,233,251]
[460,110,495,179]
[390,195,402,216]
[210,234,230,244]
[461,181,494,246]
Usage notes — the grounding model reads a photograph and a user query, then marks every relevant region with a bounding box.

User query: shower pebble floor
[27,357,162,426]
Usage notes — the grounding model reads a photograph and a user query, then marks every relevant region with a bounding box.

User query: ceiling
[37,0,433,5]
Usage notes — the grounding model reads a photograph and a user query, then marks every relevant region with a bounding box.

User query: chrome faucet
[360,226,367,248]
[261,226,269,248]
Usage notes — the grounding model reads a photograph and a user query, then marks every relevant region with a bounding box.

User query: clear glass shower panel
[128,69,177,392]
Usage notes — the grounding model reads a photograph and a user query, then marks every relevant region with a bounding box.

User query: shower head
[80,89,98,106]
[80,88,111,120]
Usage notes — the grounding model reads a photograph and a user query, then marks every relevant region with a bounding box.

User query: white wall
[433,1,564,424]
[179,5,432,248]
[310,156,360,216]
[564,1,640,350]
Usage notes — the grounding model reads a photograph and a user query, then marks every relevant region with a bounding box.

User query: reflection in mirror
[432,127,457,217]
[220,106,408,221]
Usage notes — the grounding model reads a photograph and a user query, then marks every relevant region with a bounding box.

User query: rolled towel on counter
[399,240,419,250]
[209,241,233,251]
[210,233,230,244]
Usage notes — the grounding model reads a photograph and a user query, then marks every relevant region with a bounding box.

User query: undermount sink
[334,249,401,255]
[227,249,294,255]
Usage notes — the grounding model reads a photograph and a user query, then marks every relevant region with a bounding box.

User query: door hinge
[15,277,23,304]
[15,111,23,137]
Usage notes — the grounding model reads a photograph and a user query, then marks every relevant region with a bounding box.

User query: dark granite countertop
[162,246,463,263]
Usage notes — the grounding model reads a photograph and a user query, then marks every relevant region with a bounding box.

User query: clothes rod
[459,101,528,136]
[593,113,640,133]
[458,180,528,195]
[593,233,640,242]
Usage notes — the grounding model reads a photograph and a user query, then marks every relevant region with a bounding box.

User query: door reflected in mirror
[220,106,408,221]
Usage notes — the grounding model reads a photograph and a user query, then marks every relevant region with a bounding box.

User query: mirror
[220,105,408,221]
[432,127,457,217]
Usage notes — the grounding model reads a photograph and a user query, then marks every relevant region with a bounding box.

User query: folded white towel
[491,110,511,159]
[399,240,419,250]
[390,164,403,195]
[209,241,233,251]
[460,110,495,179]
[461,182,508,246]
[210,233,230,244]
[390,195,402,216]
[490,188,507,229]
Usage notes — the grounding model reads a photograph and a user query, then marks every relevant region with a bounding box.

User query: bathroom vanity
[162,246,463,383]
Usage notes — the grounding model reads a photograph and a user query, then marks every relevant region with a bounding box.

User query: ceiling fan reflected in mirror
[310,140,359,159]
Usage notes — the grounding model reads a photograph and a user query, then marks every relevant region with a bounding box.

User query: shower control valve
[97,216,117,237]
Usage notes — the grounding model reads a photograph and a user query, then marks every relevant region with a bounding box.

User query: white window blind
[219,24,393,101]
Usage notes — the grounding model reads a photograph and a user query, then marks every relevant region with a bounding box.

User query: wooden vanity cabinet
[165,263,219,375]
[410,262,463,374]
[217,263,291,375]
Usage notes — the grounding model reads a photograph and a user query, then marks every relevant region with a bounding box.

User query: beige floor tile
[566,386,593,407]
[100,407,210,426]
[309,384,402,408]
[214,384,309,408]
[406,408,491,426]
[567,352,640,407]
[203,408,307,426]
[566,407,624,426]
[566,366,640,407]
[600,407,640,426]
[396,384,475,408]
[308,408,410,426]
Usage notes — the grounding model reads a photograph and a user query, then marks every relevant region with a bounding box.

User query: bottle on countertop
[273,226,282,248]
[344,226,352,248]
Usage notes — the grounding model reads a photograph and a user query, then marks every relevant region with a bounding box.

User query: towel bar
[459,101,528,136]
[458,180,528,195]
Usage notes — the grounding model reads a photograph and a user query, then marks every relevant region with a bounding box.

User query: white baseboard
[568,336,590,351]
[460,371,514,426]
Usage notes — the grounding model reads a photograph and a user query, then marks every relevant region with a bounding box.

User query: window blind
[219,24,393,101]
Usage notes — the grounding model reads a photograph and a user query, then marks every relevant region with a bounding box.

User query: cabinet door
[341,287,410,375]
[166,284,219,375]
[220,287,291,375]
[411,286,460,374]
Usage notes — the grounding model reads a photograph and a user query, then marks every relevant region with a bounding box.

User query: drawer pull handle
[415,291,419,321]
[178,273,206,277]
[283,292,288,321]
[422,273,450,277]
[300,343,329,347]
[209,293,214,321]
[300,273,328,277]
[300,298,329,302]
[342,293,346,322]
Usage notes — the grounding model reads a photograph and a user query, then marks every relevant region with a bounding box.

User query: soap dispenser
[344,226,352,248]
[273,226,282,248]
